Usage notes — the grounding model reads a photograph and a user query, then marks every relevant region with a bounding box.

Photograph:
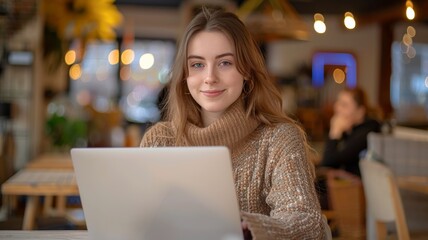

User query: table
[1,169,79,230]
[25,154,73,170]
[397,176,428,195]
[0,230,88,239]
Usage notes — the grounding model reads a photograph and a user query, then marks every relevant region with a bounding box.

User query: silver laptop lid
[71,147,244,240]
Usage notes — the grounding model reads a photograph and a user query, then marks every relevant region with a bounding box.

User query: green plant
[45,113,87,150]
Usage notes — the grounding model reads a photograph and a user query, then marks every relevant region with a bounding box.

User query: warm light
[69,64,82,80]
[406,7,415,20]
[333,68,346,84]
[407,46,416,58]
[314,21,326,34]
[402,34,412,46]
[314,13,324,21]
[407,26,416,37]
[121,49,134,65]
[344,12,356,29]
[139,53,154,70]
[406,1,415,20]
[108,49,119,65]
[64,50,76,65]
[313,13,326,34]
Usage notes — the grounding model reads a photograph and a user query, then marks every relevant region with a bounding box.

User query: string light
[69,64,82,80]
[108,49,119,65]
[406,0,415,20]
[344,12,356,29]
[64,50,76,65]
[313,13,326,34]
[121,49,135,65]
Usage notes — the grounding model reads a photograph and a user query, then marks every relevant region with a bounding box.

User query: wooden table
[1,169,79,230]
[0,230,88,239]
[25,153,73,170]
[397,176,428,195]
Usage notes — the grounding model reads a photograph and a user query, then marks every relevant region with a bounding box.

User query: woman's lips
[201,89,225,97]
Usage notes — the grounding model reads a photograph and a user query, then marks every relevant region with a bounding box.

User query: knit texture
[140,101,324,239]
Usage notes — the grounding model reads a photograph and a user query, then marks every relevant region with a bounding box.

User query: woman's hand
[329,115,352,139]
[242,220,252,240]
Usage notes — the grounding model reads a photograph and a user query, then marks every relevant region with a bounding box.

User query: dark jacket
[321,118,381,176]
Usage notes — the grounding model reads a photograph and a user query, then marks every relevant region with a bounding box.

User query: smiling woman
[140,7,326,239]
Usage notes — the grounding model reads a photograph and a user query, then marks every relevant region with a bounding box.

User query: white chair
[359,159,410,240]
[323,214,333,240]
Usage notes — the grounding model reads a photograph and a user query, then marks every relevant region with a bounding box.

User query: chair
[359,159,410,240]
[326,169,366,239]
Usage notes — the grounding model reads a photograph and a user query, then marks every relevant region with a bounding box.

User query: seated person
[321,87,381,177]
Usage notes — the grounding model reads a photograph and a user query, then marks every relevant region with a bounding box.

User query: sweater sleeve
[241,124,324,239]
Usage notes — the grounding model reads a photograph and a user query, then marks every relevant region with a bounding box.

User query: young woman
[321,87,381,176]
[141,7,325,239]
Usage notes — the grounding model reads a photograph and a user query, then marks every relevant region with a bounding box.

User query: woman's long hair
[164,7,306,147]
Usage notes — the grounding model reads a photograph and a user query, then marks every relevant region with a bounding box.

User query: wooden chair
[326,169,366,239]
[359,159,410,240]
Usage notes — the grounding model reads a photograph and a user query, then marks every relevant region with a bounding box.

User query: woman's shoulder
[361,118,381,132]
[258,121,305,141]
[147,121,173,132]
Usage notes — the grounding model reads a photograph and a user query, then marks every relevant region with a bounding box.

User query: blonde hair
[164,7,304,146]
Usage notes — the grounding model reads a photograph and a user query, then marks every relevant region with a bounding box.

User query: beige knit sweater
[140,101,324,239]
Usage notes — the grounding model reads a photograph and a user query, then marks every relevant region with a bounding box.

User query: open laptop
[71,147,244,240]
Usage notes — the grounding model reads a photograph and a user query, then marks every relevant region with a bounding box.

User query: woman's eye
[219,61,232,67]
[191,63,204,68]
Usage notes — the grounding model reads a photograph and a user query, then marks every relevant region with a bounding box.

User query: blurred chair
[326,169,366,239]
[359,159,410,240]
[323,214,333,240]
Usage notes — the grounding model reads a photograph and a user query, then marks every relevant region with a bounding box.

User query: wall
[266,15,381,106]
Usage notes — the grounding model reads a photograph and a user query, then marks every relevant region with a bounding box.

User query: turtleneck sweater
[140,101,324,239]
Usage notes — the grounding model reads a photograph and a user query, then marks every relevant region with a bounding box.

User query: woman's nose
[204,67,218,84]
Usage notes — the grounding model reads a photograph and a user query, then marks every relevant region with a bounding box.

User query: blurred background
[0,0,428,237]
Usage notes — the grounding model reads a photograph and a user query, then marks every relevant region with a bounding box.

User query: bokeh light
[121,49,135,65]
[139,53,155,70]
[407,26,416,37]
[333,68,346,84]
[406,1,415,20]
[313,13,326,34]
[69,64,82,80]
[108,49,119,65]
[65,50,76,65]
[344,12,356,29]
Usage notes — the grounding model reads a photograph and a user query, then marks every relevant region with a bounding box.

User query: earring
[243,79,254,96]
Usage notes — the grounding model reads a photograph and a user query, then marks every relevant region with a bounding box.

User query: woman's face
[334,91,365,124]
[186,30,244,126]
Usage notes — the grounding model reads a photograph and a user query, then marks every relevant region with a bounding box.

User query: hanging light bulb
[313,13,326,34]
[344,12,356,29]
[406,0,415,20]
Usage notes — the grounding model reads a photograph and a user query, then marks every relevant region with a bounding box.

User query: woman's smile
[201,89,226,97]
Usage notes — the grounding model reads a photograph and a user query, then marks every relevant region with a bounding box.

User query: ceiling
[115,0,405,15]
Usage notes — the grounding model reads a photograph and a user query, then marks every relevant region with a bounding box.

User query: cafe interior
[0,0,428,239]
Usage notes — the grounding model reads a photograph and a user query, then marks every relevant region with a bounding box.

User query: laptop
[71,147,244,240]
